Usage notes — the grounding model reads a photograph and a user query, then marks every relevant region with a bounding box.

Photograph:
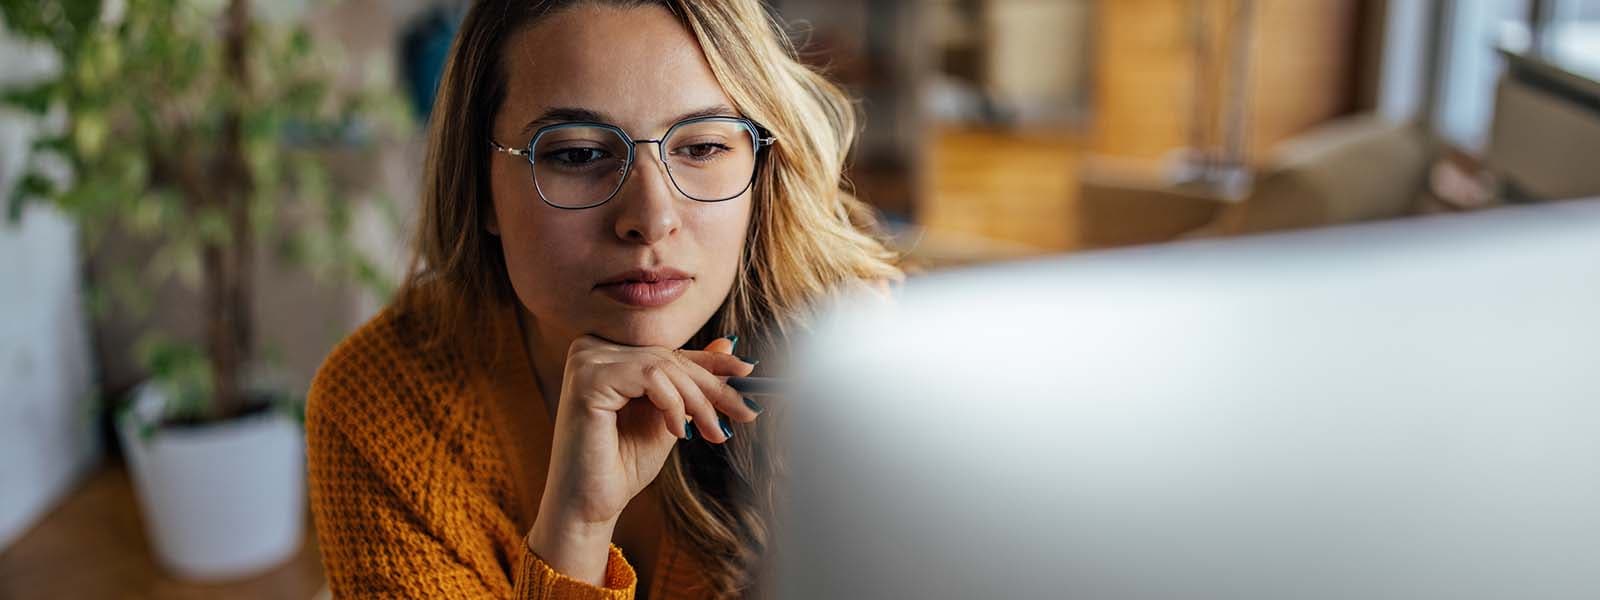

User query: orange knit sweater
[307,298,716,598]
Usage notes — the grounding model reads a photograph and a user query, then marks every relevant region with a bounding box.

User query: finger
[662,363,729,443]
[649,364,694,438]
[641,363,691,439]
[704,335,735,355]
[599,361,688,438]
[675,349,757,378]
[671,351,761,424]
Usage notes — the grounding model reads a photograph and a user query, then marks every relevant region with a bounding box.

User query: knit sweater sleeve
[515,543,637,598]
[306,322,638,599]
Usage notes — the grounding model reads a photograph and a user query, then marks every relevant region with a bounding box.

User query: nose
[611,145,683,245]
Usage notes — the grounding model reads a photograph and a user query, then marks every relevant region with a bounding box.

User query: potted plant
[1,0,406,581]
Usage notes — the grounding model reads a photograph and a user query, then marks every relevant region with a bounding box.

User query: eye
[544,147,612,166]
[677,142,731,160]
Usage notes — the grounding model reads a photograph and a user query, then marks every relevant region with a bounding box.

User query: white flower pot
[116,382,306,581]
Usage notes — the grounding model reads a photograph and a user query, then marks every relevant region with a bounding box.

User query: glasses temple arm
[488,139,530,157]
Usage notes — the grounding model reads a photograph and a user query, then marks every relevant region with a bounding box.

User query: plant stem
[205,0,257,420]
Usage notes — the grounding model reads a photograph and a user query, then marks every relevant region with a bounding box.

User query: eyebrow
[519,104,740,137]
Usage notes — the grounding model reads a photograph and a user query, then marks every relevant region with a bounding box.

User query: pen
[728,376,783,395]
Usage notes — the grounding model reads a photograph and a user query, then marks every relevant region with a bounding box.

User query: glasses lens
[532,125,630,208]
[662,119,758,201]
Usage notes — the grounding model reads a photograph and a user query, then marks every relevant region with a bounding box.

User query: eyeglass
[490,115,779,210]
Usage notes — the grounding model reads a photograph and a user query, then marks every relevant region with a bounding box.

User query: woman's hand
[526,335,759,584]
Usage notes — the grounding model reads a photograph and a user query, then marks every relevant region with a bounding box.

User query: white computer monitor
[777,199,1600,599]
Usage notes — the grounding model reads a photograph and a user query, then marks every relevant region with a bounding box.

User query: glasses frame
[490,115,779,210]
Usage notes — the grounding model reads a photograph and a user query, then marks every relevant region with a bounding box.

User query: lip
[597,267,694,286]
[595,267,694,308]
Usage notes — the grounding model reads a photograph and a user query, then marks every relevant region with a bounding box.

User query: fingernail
[683,419,696,441]
[736,355,760,367]
[743,396,764,414]
[719,417,734,440]
[724,334,740,352]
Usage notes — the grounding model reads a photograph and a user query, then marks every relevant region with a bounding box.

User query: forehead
[497,4,735,135]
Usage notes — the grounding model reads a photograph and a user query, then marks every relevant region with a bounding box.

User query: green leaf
[127,194,164,234]
[275,230,307,265]
[107,266,153,319]
[288,27,312,58]
[194,207,231,245]
[173,242,203,289]
[6,173,56,223]
[62,0,101,35]
[7,186,30,224]
[83,281,112,320]
[71,110,109,158]
[133,333,213,421]
[113,147,148,190]
[32,135,74,156]
[0,83,59,115]
[353,256,394,297]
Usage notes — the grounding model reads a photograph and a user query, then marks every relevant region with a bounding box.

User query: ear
[485,210,500,236]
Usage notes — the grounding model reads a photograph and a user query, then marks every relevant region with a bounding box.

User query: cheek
[507,219,594,281]
[693,201,752,248]
[491,168,599,309]
[688,199,753,270]
[502,220,602,327]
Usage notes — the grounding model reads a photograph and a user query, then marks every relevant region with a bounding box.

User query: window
[1434,0,1530,150]
[1548,0,1600,71]
[1562,0,1600,21]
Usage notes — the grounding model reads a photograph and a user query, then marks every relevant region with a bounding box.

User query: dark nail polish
[736,355,760,367]
[725,334,740,352]
[684,419,696,441]
[719,417,734,440]
[743,396,764,414]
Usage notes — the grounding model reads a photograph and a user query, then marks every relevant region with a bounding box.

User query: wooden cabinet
[1090,0,1364,166]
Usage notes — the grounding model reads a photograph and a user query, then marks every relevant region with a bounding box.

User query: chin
[591,310,703,349]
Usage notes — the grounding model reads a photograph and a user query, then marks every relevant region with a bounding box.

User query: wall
[0,22,101,550]
[0,205,100,550]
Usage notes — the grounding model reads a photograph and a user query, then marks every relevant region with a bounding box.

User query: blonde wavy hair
[398,0,903,596]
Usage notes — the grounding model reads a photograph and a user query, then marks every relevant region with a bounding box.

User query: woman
[306,0,901,598]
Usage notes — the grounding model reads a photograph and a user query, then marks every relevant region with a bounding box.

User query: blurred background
[3,0,1599,597]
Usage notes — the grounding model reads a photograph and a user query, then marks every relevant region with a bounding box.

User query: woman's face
[489,4,753,348]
